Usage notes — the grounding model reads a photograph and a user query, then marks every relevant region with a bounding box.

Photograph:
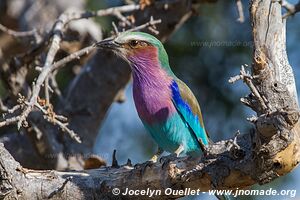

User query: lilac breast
[132,69,175,124]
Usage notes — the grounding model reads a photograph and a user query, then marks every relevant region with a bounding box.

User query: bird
[97,32,230,200]
[96,31,210,160]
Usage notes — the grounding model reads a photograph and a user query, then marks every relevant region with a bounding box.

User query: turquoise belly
[142,112,202,155]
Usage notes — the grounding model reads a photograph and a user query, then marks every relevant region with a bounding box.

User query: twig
[94,4,140,17]
[236,0,245,23]
[0,98,22,127]
[114,11,132,26]
[51,46,96,72]
[0,24,38,38]
[229,65,269,112]
[49,72,64,103]
[126,17,161,34]
[0,116,21,127]
[35,103,81,143]
[0,99,8,112]
[282,0,300,18]
[112,22,120,36]
[7,105,21,114]
[48,118,81,143]
[45,78,50,105]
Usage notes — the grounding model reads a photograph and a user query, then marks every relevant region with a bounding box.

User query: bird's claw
[149,154,159,163]
[134,160,154,175]
[160,153,178,169]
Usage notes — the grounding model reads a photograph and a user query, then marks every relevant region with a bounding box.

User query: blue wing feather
[170,80,209,146]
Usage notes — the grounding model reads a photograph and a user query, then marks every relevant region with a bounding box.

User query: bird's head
[96,32,171,74]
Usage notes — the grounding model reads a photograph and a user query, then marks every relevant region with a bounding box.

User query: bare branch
[112,22,120,36]
[229,65,269,112]
[49,72,64,103]
[0,116,21,127]
[127,16,161,35]
[0,99,8,112]
[236,0,245,22]
[282,0,300,18]
[51,46,96,72]
[34,102,81,143]
[114,11,132,26]
[0,23,38,38]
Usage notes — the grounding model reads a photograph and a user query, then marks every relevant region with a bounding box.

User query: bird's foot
[149,147,164,163]
[134,161,155,175]
[149,154,159,163]
[160,153,178,169]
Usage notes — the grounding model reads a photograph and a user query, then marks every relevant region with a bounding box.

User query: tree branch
[235,0,245,22]
[0,24,38,38]
[282,0,300,18]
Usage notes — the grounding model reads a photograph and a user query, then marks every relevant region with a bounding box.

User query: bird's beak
[95,38,121,50]
[95,38,129,63]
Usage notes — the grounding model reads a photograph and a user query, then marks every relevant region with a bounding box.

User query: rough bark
[0,0,299,199]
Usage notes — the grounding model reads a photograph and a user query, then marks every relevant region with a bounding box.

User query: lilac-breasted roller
[97,32,231,200]
[97,32,210,159]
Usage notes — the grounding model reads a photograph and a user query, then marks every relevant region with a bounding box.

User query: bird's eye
[129,40,139,47]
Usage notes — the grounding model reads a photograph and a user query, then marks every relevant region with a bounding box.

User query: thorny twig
[34,101,81,143]
[229,65,270,112]
[0,95,25,126]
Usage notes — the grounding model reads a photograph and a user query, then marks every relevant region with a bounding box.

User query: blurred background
[92,0,300,200]
[0,0,299,199]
